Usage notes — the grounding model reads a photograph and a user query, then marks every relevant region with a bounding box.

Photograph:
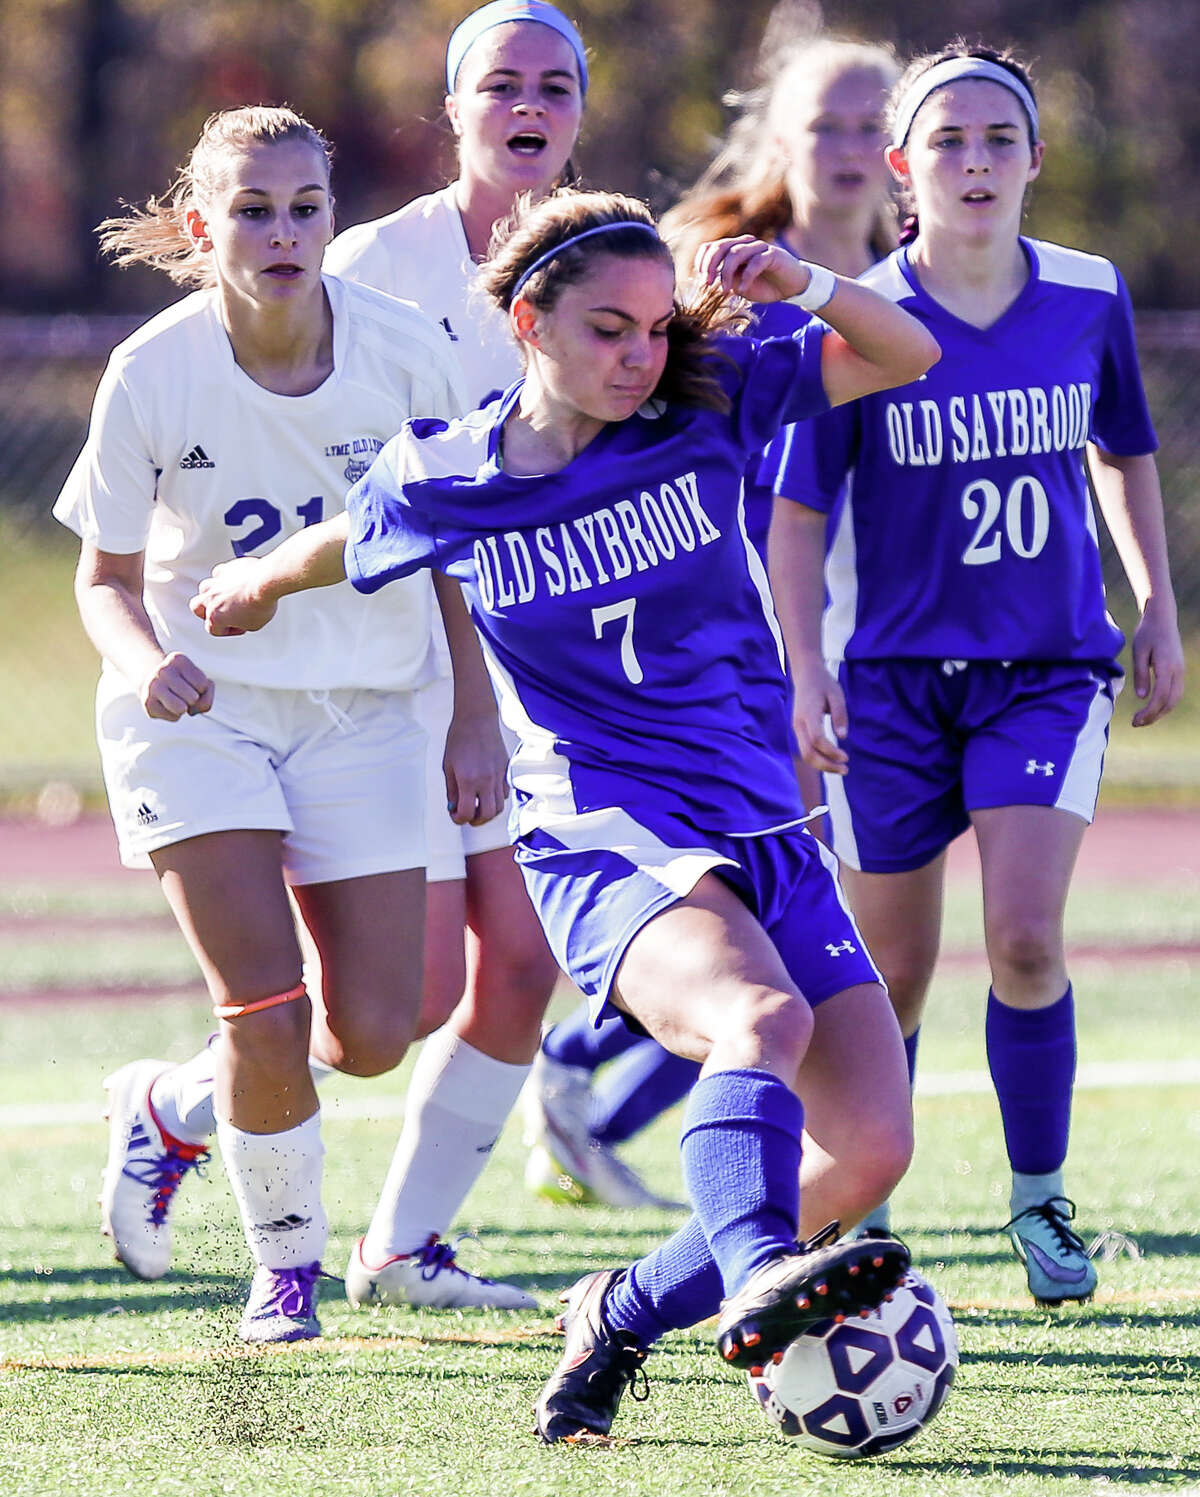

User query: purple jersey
[765,239,1156,664]
[344,329,829,837]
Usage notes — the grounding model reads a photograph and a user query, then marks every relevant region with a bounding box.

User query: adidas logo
[256,1214,313,1233]
[179,444,215,469]
[135,802,158,826]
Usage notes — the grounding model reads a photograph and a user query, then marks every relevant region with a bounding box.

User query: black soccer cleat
[715,1221,910,1370]
[534,1269,650,1443]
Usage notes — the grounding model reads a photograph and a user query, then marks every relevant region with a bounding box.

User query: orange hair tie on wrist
[213,982,308,1020]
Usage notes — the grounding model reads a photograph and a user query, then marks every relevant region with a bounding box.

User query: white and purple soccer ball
[748,1268,958,1458]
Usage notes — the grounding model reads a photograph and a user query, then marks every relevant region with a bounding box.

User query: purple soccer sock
[904,1027,920,1088]
[592,1040,701,1145]
[986,986,1075,1174]
[679,1068,804,1295]
[541,1007,642,1073]
[604,1214,724,1346]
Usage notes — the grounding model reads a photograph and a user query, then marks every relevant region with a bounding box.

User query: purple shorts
[824,659,1121,874]
[515,804,882,1023]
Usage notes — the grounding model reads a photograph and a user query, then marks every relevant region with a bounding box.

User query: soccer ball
[748,1268,958,1458]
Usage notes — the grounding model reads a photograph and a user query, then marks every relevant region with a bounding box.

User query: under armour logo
[940,659,969,676]
[1025,760,1056,777]
[825,940,856,957]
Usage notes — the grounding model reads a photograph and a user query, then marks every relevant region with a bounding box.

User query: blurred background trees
[1,0,1197,315]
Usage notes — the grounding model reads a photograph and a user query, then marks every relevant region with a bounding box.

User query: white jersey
[55,274,466,691]
[325,185,520,408]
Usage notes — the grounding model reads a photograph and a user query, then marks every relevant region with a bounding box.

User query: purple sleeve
[344,437,443,595]
[731,323,832,452]
[761,400,859,514]
[1090,271,1158,456]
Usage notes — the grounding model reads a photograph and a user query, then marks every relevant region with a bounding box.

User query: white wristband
[786,261,837,313]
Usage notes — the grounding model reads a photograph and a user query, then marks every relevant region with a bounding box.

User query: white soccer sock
[853,1200,893,1235]
[361,1029,530,1262]
[1010,1168,1066,1219]
[217,1112,327,1269]
[151,1046,336,1146]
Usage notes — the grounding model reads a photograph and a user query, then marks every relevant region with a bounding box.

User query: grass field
[1,826,1198,1496]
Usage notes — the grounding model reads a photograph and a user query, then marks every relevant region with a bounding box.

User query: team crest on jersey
[325,436,384,485]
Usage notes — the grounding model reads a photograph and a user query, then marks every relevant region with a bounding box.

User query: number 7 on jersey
[592,598,644,684]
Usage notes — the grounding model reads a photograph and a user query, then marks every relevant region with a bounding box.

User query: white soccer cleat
[100,1059,209,1281]
[345,1236,537,1310]
[525,1136,686,1210]
[238,1261,323,1343]
[522,1051,685,1210]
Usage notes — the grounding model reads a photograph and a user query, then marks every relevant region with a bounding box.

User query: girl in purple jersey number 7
[190,187,939,1442]
[767,43,1185,1307]
[522,32,902,1214]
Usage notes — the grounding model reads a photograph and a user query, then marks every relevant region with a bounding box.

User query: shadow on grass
[0,1267,248,1322]
[885,1450,1200,1483]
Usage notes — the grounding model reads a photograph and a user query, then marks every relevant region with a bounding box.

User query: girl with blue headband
[523,33,903,1217]
[192,183,940,1441]
[318,1,591,1310]
[766,43,1184,1307]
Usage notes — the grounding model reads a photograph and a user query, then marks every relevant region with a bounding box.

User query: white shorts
[416,670,514,884]
[96,669,426,886]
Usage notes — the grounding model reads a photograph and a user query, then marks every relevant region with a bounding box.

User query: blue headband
[511,221,661,298]
[891,57,1039,148]
[446,2,588,95]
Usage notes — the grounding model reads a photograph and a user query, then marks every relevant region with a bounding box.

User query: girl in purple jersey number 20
[190,187,938,1441]
[768,43,1185,1307]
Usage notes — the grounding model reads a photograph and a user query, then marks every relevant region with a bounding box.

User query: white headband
[891,57,1038,148]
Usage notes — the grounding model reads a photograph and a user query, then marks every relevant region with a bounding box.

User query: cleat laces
[1004,1197,1087,1257]
[122,1145,209,1227]
[254,1262,332,1319]
[415,1232,495,1285]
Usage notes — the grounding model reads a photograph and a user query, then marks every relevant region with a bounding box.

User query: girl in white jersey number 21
[767,44,1185,1308]
[92,0,594,1316]
[192,187,940,1442]
[55,107,503,1343]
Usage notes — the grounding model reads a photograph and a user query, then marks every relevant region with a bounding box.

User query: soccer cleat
[100,1059,209,1281]
[534,1269,650,1443]
[522,1052,684,1210]
[238,1261,324,1343]
[1005,1197,1098,1306]
[345,1236,537,1310]
[524,1139,685,1211]
[715,1221,910,1369]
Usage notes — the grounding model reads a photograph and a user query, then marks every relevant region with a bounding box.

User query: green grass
[0,873,1198,1494]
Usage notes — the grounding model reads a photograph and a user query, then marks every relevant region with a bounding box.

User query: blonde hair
[661,35,899,273]
[481,188,749,412]
[97,106,333,288]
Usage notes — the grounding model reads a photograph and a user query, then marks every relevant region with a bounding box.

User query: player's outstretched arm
[433,571,508,828]
[768,500,849,774]
[694,236,940,407]
[75,542,214,721]
[1087,446,1185,726]
[190,513,351,636]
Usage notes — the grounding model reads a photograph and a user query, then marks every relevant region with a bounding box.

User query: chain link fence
[1,312,1198,804]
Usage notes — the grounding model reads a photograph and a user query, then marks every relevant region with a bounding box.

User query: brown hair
[661,34,899,275]
[97,106,333,288]
[888,42,1038,243]
[480,188,749,412]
